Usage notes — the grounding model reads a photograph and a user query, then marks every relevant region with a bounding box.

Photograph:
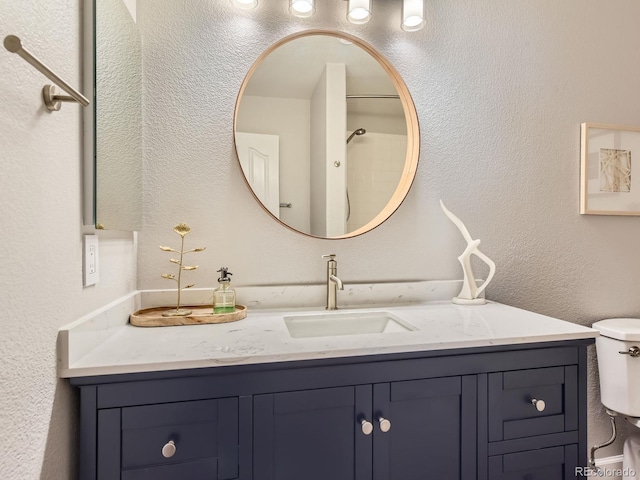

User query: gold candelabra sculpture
[160,223,206,317]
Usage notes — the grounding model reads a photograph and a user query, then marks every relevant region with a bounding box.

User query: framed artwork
[581,123,640,215]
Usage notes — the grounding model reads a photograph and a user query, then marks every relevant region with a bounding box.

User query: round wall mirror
[234,30,419,239]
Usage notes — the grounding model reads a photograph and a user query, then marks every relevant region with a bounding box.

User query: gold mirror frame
[234,29,420,239]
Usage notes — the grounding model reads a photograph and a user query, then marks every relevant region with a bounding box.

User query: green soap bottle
[213,267,236,314]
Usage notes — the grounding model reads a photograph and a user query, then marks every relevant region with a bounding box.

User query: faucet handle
[322,254,336,261]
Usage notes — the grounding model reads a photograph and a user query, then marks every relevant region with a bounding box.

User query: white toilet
[593,318,640,478]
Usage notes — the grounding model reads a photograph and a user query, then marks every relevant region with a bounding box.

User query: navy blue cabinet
[254,386,368,480]
[253,377,477,480]
[373,377,477,480]
[70,341,591,480]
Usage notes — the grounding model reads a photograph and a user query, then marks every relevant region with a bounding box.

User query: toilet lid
[592,318,640,341]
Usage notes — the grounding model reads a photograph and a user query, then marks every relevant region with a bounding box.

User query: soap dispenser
[213,267,236,314]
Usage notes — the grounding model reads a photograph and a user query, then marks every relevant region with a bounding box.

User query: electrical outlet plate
[83,235,99,286]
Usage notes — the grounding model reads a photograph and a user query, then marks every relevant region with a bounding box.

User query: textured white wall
[137,0,640,458]
[0,1,137,479]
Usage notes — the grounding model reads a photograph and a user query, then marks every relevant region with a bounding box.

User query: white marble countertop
[58,281,598,378]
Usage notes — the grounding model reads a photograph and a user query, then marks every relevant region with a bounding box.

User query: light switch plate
[83,235,99,286]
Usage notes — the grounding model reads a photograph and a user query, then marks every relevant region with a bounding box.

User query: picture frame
[580,123,640,215]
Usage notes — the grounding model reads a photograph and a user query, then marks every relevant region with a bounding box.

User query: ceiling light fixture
[401,0,425,31]
[232,0,258,9]
[347,0,371,25]
[290,0,316,18]
[282,0,425,32]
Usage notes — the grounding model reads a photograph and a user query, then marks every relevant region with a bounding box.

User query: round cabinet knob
[162,440,176,458]
[531,398,546,412]
[360,419,373,435]
[378,417,391,433]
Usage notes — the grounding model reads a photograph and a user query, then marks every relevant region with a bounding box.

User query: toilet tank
[593,318,640,417]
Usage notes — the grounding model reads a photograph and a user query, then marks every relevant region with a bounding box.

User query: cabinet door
[373,376,477,480]
[253,385,372,480]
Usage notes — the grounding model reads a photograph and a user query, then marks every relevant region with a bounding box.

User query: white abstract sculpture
[440,200,496,305]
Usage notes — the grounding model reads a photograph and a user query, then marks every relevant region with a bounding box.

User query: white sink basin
[284,311,418,338]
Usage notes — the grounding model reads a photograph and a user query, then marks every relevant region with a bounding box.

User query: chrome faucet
[323,254,344,310]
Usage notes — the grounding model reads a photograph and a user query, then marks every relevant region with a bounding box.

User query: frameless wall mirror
[83,0,143,230]
[234,30,420,239]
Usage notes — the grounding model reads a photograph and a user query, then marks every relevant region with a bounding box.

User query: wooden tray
[130,305,247,327]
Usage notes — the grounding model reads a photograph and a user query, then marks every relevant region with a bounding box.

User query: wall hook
[3,34,90,112]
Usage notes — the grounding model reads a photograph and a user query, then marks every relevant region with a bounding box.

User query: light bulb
[290,0,315,18]
[232,0,258,9]
[402,0,425,31]
[347,0,371,25]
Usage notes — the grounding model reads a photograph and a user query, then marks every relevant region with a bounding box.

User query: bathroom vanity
[71,341,590,480]
[60,285,597,480]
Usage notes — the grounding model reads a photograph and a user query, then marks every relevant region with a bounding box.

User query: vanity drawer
[488,444,578,480]
[117,397,238,478]
[122,458,218,480]
[488,366,577,442]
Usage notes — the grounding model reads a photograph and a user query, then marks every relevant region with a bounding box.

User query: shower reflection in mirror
[345,94,406,233]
